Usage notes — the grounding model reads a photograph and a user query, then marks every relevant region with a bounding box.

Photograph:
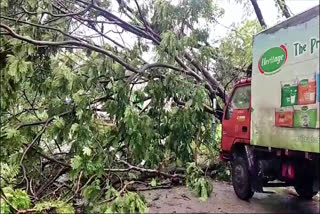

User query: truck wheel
[294,178,318,200]
[232,155,254,200]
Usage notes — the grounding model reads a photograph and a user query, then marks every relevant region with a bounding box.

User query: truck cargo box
[251,5,320,153]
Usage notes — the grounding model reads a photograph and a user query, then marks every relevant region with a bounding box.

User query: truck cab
[221,78,251,154]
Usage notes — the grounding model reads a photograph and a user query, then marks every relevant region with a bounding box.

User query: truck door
[222,85,251,151]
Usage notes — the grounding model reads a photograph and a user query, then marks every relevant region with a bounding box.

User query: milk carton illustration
[281,80,298,107]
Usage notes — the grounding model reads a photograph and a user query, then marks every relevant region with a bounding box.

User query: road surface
[144,180,320,213]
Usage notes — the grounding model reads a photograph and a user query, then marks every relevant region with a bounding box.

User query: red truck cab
[221,78,251,154]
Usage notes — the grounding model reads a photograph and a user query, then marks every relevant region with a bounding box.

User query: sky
[214,0,319,40]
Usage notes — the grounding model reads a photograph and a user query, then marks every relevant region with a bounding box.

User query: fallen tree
[0,0,272,213]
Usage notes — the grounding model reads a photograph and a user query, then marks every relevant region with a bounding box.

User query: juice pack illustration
[281,81,297,107]
[275,107,293,127]
[293,105,317,128]
[297,78,316,105]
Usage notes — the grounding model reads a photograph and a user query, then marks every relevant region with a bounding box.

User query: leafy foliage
[0,162,19,187]
[0,0,262,212]
[0,199,10,214]
[219,20,262,69]
[0,187,31,213]
[103,192,147,214]
[186,162,213,201]
[34,200,74,214]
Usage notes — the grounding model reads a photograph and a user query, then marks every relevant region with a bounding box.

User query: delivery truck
[219,5,320,200]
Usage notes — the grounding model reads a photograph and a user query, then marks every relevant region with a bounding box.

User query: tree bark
[250,0,267,28]
[276,0,291,18]
[105,160,186,179]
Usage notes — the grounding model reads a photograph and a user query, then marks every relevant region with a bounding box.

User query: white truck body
[251,5,320,153]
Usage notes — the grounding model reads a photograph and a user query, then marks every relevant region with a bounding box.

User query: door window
[225,85,251,119]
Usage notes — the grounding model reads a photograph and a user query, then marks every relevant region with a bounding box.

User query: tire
[232,155,254,200]
[294,178,318,200]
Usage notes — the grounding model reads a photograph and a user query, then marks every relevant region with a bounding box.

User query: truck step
[261,190,276,194]
[264,182,291,187]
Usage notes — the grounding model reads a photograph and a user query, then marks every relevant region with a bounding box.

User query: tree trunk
[276,0,291,18]
[250,0,267,28]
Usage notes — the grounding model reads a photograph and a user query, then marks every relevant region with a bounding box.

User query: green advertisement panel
[251,6,320,153]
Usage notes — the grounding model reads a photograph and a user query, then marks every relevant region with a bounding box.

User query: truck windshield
[225,85,251,120]
[231,85,251,109]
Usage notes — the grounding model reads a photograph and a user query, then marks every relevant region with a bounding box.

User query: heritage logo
[258,45,288,75]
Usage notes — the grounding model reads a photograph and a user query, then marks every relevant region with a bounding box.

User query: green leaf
[150,178,157,187]
[186,162,212,201]
[7,57,19,80]
[71,156,82,170]
[34,200,74,214]
[0,200,10,214]
[0,0,8,8]
[5,128,19,139]
[76,109,84,120]
[0,163,19,188]
[83,180,101,202]
[128,173,138,180]
[185,99,193,108]
[105,187,119,200]
[70,123,79,135]
[83,146,92,156]
[27,0,37,8]
[53,117,65,129]
[2,187,30,210]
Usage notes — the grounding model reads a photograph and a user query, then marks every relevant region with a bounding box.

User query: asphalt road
[144,180,320,213]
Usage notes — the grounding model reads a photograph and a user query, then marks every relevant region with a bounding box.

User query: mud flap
[313,163,319,192]
[313,177,319,192]
[312,155,319,192]
[245,145,263,192]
